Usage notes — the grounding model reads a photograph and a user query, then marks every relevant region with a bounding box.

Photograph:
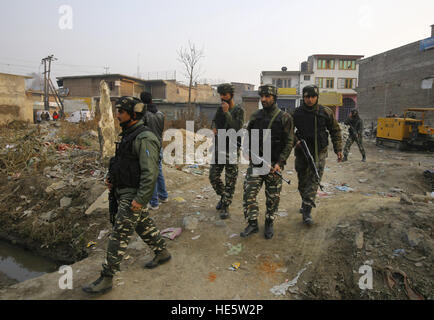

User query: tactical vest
[249,108,284,166]
[109,125,151,189]
[293,105,329,153]
[214,105,242,157]
[214,107,227,129]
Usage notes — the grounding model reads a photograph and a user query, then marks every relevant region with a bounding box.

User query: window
[315,77,324,88]
[317,59,335,70]
[339,60,356,70]
[304,75,310,81]
[326,78,334,89]
[277,79,283,88]
[338,78,357,89]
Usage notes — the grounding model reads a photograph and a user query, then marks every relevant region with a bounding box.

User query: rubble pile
[0,121,108,263]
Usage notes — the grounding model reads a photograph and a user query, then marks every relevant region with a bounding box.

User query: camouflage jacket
[115,120,160,206]
[211,104,245,131]
[344,116,363,137]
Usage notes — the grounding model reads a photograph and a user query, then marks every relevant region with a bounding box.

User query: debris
[276,267,288,273]
[59,197,72,208]
[335,186,354,192]
[317,191,331,198]
[40,210,56,223]
[393,249,406,256]
[390,187,403,193]
[183,216,199,230]
[358,178,368,183]
[86,241,96,248]
[355,232,364,250]
[85,189,109,215]
[404,228,424,247]
[277,211,288,217]
[400,193,414,205]
[226,243,243,256]
[161,227,182,240]
[97,229,110,240]
[45,181,66,193]
[191,235,201,240]
[270,262,312,296]
[173,197,187,203]
[229,262,241,271]
[229,233,239,238]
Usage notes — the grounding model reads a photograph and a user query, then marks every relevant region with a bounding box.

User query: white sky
[0,0,433,87]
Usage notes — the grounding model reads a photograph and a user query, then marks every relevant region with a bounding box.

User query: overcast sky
[0,0,433,87]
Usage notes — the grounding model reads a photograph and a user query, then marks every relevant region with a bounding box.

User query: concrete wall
[0,73,33,124]
[357,40,434,124]
[164,81,219,103]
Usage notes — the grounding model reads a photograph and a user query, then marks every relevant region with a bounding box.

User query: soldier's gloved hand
[131,200,143,212]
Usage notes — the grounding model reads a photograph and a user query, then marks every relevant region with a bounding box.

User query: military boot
[240,220,259,238]
[302,205,313,226]
[342,155,348,162]
[362,155,366,162]
[264,218,274,239]
[216,196,224,210]
[82,274,113,294]
[219,205,230,220]
[145,248,171,269]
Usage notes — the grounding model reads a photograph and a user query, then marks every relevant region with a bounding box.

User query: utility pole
[41,55,56,111]
[41,54,65,116]
[104,66,110,75]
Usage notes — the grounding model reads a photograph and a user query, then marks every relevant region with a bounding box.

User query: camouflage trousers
[295,148,326,208]
[243,165,283,222]
[101,193,166,277]
[343,135,366,158]
[209,154,239,208]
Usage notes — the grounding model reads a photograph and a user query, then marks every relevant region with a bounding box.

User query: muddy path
[0,141,432,300]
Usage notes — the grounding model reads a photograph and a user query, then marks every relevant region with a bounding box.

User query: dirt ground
[0,136,433,300]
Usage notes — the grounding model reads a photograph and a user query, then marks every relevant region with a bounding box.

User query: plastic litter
[229,262,241,271]
[97,229,110,240]
[161,227,182,240]
[270,262,312,296]
[86,241,96,248]
[336,186,354,192]
[192,235,201,240]
[172,197,187,203]
[226,243,243,256]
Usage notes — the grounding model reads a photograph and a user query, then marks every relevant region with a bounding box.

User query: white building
[303,54,364,121]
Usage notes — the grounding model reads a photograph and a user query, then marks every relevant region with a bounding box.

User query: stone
[98,80,117,160]
[60,197,72,208]
[182,216,199,230]
[45,181,66,193]
[404,228,424,247]
[40,211,56,223]
[355,232,364,250]
[400,193,414,205]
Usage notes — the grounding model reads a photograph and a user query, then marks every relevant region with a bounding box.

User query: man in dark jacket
[140,91,168,210]
[343,109,366,162]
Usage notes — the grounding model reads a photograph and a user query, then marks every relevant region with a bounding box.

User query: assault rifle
[296,136,324,191]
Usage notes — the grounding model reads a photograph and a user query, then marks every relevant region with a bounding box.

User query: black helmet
[217,83,235,95]
[302,85,319,97]
[115,96,144,117]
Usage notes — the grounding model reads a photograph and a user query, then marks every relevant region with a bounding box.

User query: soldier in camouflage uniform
[82,97,170,294]
[293,85,343,225]
[240,84,294,239]
[209,83,245,219]
[343,109,366,162]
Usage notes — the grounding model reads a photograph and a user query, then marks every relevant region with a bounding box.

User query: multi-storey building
[303,54,364,121]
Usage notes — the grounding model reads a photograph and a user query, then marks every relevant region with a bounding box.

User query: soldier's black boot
[82,273,113,294]
[240,220,259,238]
[299,203,307,214]
[264,218,274,239]
[302,205,313,226]
[342,154,348,162]
[145,248,171,269]
[216,196,223,210]
[362,155,366,162]
[219,205,230,220]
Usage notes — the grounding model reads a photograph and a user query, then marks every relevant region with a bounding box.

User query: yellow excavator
[376,108,434,151]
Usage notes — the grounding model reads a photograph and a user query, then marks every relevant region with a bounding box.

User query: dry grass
[57,119,98,146]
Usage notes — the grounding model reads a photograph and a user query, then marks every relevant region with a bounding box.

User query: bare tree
[177,41,204,105]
